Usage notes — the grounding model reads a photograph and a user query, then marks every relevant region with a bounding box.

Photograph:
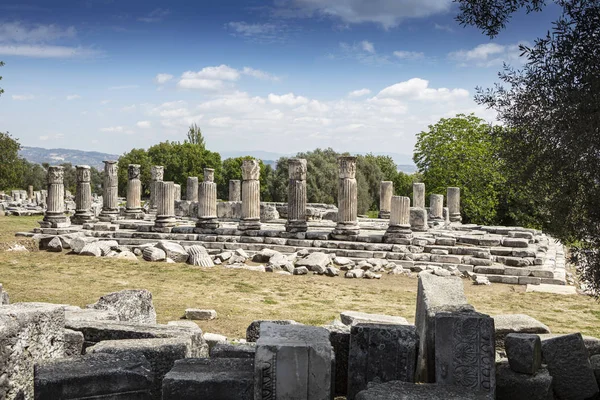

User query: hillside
[19,147,120,170]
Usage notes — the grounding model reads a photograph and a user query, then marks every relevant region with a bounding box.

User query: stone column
[174,184,181,201]
[413,182,425,208]
[150,165,164,212]
[332,156,360,239]
[28,185,34,201]
[72,165,96,224]
[447,187,462,222]
[238,160,261,231]
[229,180,241,202]
[40,166,70,228]
[41,190,47,209]
[378,181,393,219]
[99,160,119,222]
[384,196,412,242]
[286,158,307,233]
[186,177,198,202]
[429,194,444,221]
[124,164,144,219]
[196,168,219,231]
[154,181,176,232]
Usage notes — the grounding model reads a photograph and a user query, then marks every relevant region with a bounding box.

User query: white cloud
[242,67,280,81]
[376,78,469,101]
[100,126,134,135]
[268,93,309,106]
[225,22,285,42]
[154,73,173,84]
[0,22,76,43]
[177,65,279,91]
[136,120,152,128]
[121,104,136,112]
[12,94,35,100]
[393,50,425,60]
[336,41,390,65]
[39,133,64,141]
[448,42,528,67]
[434,23,454,32]
[178,78,225,91]
[0,45,100,58]
[138,8,170,23]
[348,88,371,98]
[182,65,240,81]
[66,94,81,100]
[361,40,375,53]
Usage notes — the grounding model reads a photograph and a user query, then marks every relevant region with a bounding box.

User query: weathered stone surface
[246,319,300,342]
[79,242,101,257]
[64,328,84,357]
[210,342,256,359]
[340,310,409,326]
[435,310,495,396]
[415,272,471,383]
[293,266,309,275]
[493,314,550,351]
[65,308,119,322]
[354,380,490,400]
[47,236,63,252]
[348,324,419,400]
[267,252,294,273]
[156,241,189,263]
[590,354,600,384]
[541,332,599,399]
[539,333,600,357]
[295,252,331,273]
[345,268,365,278]
[143,246,167,262]
[185,308,217,321]
[255,323,334,400]
[502,237,530,248]
[117,250,139,261]
[87,289,157,324]
[323,324,351,397]
[505,333,542,375]
[163,358,254,400]
[186,245,214,267]
[496,362,553,400]
[34,353,153,399]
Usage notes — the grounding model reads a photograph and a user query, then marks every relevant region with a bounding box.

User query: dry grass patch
[1,215,600,339]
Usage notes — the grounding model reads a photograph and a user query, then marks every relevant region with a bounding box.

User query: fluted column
[186,177,199,202]
[196,168,219,231]
[429,194,444,221]
[332,156,360,239]
[174,184,181,201]
[154,181,176,232]
[99,160,119,222]
[28,185,34,201]
[40,166,70,228]
[150,165,164,212]
[378,181,393,219]
[229,180,241,202]
[72,165,96,224]
[447,187,462,222]
[413,182,425,208]
[286,158,307,233]
[384,196,412,242]
[238,160,261,231]
[124,164,144,219]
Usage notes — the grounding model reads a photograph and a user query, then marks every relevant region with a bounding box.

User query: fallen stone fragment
[341,311,409,326]
[186,245,214,267]
[47,236,63,252]
[325,266,339,277]
[79,242,101,257]
[493,314,550,351]
[354,380,490,399]
[87,289,157,324]
[185,309,217,321]
[117,250,138,261]
[495,362,553,400]
[157,241,189,263]
[346,269,365,278]
[295,251,331,273]
[293,266,309,275]
[245,319,300,342]
[209,342,256,359]
[143,247,167,262]
[505,333,542,374]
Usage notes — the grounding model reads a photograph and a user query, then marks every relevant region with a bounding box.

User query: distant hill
[19,147,119,170]
[398,164,418,174]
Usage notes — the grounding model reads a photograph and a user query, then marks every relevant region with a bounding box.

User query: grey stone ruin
[239,160,261,231]
[98,160,120,222]
[286,158,308,233]
[71,165,96,224]
[447,187,462,222]
[28,185,33,201]
[196,168,219,231]
[40,166,70,228]
[332,156,360,240]
[125,164,145,219]
[384,196,413,243]
[174,184,182,202]
[154,181,176,232]
[186,177,198,202]
[150,165,164,212]
[429,194,444,223]
[254,322,334,400]
[229,179,241,202]
[378,181,393,219]
[412,182,425,208]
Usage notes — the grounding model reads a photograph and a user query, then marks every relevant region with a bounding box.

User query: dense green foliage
[0,132,22,190]
[186,123,205,149]
[220,156,273,201]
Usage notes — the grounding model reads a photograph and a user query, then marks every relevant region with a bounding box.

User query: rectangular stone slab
[34,353,153,399]
[209,342,256,359]
[354,380,491,400]
[434,310,495,396]
[255,323,334,400]
[323,324,350,397]
[347,324,419,400]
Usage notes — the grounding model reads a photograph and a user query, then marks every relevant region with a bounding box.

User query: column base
[378,211,390,219]
[449,214,462,223]
[124,208,146,220]
[195,217,220,231]
[331,222,360,241]
[39,214,71,228]
[285,220,307,233]
[238,219,261,231]
[71,212,97,225]
[384,225,413,242]
[98,209,120,222]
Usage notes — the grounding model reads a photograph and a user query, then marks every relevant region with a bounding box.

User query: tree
[0,132,23,190]
[220,156,271,201]
[413,114,506,224]
[0,61,4,96]
[456,0,600,295]
[186,123,205,149]
[117,148,152,197]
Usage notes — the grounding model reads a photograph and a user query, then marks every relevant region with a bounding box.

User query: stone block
[493,314,550,352]
[519,276,541,285]
[340,310,409,326]
[323,324,350,397]
[245,319,300,342]
[156,241,189,263]
[185,308,217,320]
[495,362,553,400]
[539,333,600,357]
[505,333,542,374]
[590,354,600,385]
[294,252,331,274]
[434,310,495,396]
[541,332,599,399]
[348,324,419,400]
[254,323,334,400]
[34,353,153,399]
[87,289,157,324]
[435,237,456,246]
[409,207,428,231]
[486,274,519,284]
[209,342,256,359]
[162,358,254,400]
[64,329,84,357]
[354,380,491,400]
[502,237,529,248]
[503,266,531,276]
[529,268,555,278]
[430,254,462,264]
[474,265,505,275]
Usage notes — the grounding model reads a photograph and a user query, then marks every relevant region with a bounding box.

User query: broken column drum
[332,156,360,238]
[239,160,261,231]
[125,164,144,219]
[99,160,119,222]
[72,165,95,224]
[413,183,425,208]
[385,196,412,240]
[28,185,34,201]
[196,168,219,230]
[186,177,199,202]
[447,187,462,222]
[429,194,444,221]
[174,184,181,201]
[286,158,308,233]
[150,166,164,212]
[154,181,176,232]
[229,180,241,202]
[41,166,70,228]
[379,181,393,219]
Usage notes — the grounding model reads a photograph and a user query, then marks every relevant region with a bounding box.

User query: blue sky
[0,0,560,161]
